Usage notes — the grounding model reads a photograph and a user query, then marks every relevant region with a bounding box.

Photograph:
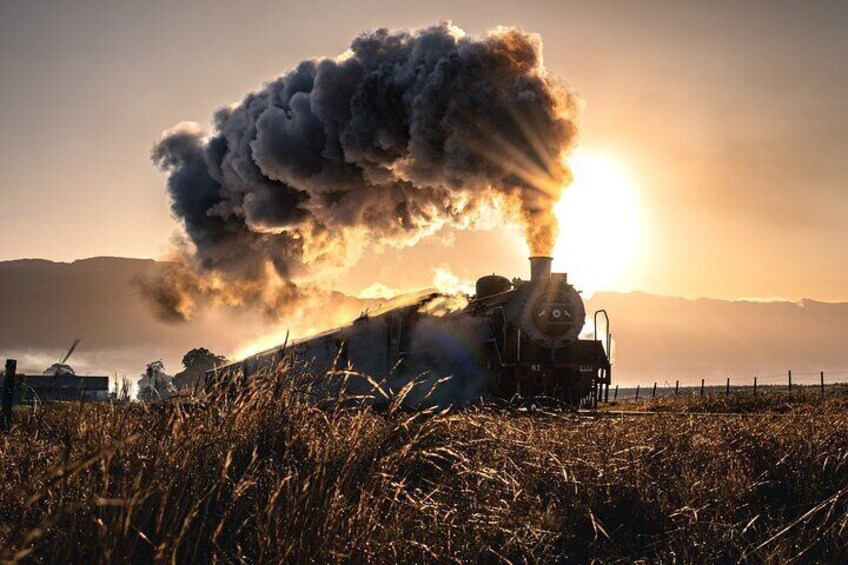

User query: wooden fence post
[726,377,730,396]
[788,370,792,392]
[2,359,16,432]
[675,380,679,396]
[613,385,618,400]
[821,371,825,396]
[635,385,640,401]
[652,382,657,398]
[700,379,705,398]
[753,376,757,395]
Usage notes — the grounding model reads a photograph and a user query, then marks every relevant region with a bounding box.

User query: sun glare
[551,150,642,294]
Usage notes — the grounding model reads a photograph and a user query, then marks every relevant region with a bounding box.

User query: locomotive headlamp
[519,262,586,347]
[532,298,576,336]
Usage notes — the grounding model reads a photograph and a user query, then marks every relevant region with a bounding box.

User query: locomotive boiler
[218,257,611,405]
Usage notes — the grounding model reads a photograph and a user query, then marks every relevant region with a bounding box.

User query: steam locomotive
[216,257,612,405]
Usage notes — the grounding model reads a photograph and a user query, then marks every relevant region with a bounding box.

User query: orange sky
[1,0,846,301]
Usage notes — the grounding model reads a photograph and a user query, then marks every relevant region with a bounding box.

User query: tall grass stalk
[2,367,847,562]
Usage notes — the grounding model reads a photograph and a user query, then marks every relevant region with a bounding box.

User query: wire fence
[607,370,848,402]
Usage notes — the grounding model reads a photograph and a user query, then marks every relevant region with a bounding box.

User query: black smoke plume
[147,23,580,320]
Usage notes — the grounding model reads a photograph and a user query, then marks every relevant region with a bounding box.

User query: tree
[137,360,176,402]
[174,348,228,391]
[182,348,227,372]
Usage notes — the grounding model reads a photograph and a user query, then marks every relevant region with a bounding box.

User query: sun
[551,150,642,294]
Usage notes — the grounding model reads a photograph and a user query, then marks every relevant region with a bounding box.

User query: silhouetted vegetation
[174,347,228,392]
[1,370,847,562]
[136,359,175,401]
[181,347,227,374]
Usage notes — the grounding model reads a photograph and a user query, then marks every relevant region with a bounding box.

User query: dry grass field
[2,371,848,563]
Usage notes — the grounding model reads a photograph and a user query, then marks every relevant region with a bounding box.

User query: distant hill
[0,257,376,379]
[1,257,846,386]
[586,292,848,386]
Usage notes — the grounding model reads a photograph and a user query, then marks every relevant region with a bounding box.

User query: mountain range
[1,257,846,387]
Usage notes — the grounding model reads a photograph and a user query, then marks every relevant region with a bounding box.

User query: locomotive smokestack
[529,256,552,283]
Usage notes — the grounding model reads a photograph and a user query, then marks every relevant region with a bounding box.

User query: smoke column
[147,23,580,320]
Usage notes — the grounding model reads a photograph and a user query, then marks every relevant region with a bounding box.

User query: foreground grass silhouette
[2,370,847,563]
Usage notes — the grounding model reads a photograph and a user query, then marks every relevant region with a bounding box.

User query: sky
[1,0,846,302]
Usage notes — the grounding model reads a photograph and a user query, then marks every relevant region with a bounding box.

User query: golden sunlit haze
[552,150,642,294]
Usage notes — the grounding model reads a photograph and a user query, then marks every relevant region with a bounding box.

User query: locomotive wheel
[487,367,516,399]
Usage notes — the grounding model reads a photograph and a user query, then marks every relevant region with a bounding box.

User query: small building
[2,365,110,403]
[22,374,110,402]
